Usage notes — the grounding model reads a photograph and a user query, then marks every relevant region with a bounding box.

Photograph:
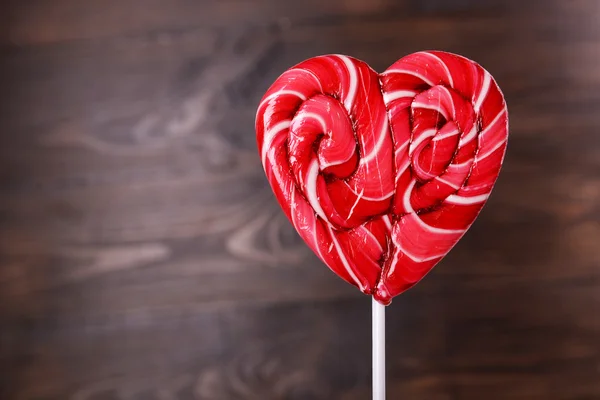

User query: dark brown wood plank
[3,0,405,45]
[1,0,600,399]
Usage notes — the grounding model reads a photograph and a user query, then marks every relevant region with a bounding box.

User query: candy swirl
[256,52,508,304]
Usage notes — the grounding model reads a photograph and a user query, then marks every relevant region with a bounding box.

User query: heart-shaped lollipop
[256,51,508,305]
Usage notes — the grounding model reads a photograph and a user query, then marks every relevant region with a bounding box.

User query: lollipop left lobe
[256,52,508,305]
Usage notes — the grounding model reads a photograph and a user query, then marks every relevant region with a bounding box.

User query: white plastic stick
[372,296,386,400]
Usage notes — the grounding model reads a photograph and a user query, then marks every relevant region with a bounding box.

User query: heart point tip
[372,289,392,306]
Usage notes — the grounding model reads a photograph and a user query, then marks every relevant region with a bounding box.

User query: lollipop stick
[372,297,386,400]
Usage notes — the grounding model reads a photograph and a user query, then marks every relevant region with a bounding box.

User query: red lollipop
[256,51,508,305]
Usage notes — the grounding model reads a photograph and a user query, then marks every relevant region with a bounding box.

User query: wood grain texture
[1,0,599,399]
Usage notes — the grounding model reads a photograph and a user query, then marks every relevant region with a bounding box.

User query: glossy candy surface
[256,51,508,305]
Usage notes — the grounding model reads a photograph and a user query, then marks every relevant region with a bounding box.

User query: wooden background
[1,0,599,399]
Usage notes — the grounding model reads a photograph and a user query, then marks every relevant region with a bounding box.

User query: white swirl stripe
[303,112,327,133]
[328,225,365,291]
[412,100,450,120]
[432,127,459,141]
[479,109,507,142]
[436,176,460,190]
[347,188,365,220]
[306,159,328,222]
[446,193,490,205]
[395,159,410,183]
[402,179,417,213]
[361,226,384,254]
[261,120,290,166]
[383,90,417,103]
[382,215,392,232]
[338,55,358,112]
[360,118,389,165]
[396,241,445,263]
[408,129,436,156]
[294,68,324,93]
[258,90,307,110]
[424,52,454,86]
[477,139,507,162]
[343,181,394,202]
[459,124,478,147]
[474,71,491,113]
[383,68,435,87]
